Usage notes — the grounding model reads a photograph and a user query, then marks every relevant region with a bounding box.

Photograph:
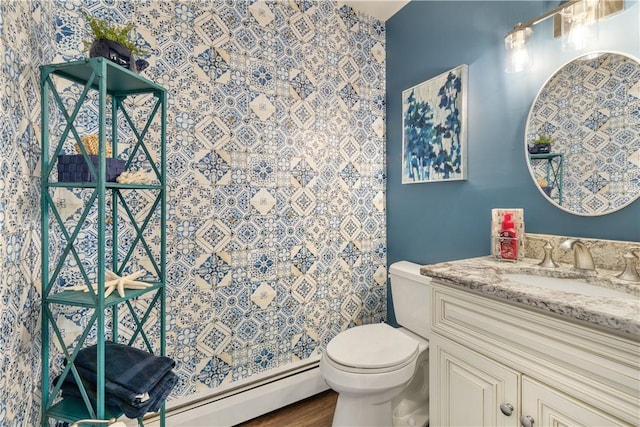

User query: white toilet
[320,261,430,427]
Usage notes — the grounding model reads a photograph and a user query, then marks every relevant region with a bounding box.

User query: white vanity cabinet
[428,281,639,427]
[431,334,520,426]
[521,376,628,426]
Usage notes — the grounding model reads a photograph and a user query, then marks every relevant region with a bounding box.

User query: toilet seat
[325,323,419,374]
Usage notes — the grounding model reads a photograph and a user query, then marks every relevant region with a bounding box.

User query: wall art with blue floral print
[402,64,468,183]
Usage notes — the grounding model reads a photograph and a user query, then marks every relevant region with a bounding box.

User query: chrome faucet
[559,239,596,271]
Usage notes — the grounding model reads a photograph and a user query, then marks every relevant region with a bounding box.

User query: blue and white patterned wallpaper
[0,0,386,424]
[0,0,55,424]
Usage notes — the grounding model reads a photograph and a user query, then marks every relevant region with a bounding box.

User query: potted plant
[528,135,554,154]
[82,11,149,73]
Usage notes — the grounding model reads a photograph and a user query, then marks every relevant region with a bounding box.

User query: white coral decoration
[67,269,152,298]
[116,170,150,184]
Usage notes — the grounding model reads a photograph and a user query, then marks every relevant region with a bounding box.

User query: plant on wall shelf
[82,11,149,73]
[533,135,554,145]
[528,134,554,154]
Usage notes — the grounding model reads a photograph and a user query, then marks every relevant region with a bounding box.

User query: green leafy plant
[82,11,146,56]
[533,135,554,145]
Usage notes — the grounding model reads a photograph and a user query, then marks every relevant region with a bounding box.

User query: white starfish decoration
[67,269,151,298]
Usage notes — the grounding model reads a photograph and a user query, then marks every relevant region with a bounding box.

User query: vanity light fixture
[560,0,600,51]
[505,24,533,73]
[505,0,622,73]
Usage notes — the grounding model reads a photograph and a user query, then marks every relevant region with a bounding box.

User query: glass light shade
[505,26,533,73]
[561,0,599,51]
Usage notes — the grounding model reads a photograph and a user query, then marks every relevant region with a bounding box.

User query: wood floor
[235,390,338,427]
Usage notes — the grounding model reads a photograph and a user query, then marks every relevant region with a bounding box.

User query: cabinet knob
[520,415,535,427]
[499,403,514,416]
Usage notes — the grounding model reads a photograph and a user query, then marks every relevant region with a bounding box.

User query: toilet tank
[389,261,431,339]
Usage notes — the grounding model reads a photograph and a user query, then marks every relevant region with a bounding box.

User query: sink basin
[503,273,635,298]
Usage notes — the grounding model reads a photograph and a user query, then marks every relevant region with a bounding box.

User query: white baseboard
[134,356,328,427]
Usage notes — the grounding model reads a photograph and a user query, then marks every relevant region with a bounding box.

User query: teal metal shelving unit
[40,58,167,426]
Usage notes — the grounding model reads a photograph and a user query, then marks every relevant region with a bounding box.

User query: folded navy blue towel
[73,342,175,400]
[73,364,151,406]
[138,370,178,415]
[57,370,178,419]
[55,374,121,414]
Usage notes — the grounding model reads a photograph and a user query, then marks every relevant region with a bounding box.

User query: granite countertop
[420,256,640,339]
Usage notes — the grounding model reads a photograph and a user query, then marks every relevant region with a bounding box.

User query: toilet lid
[326,323,418,370]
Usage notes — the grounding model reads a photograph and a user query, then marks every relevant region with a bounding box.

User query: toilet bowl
[320,324,428,427]
[320,261,431,427]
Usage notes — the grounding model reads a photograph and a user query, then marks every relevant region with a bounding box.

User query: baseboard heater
[130,355,327,427]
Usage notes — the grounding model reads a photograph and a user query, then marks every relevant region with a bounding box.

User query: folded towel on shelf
[73,364,151,406]
[56,369,178,419]
[137,370,178,416]
[73,342,176,398]
[55,342,178,419]
[54,374,121,415]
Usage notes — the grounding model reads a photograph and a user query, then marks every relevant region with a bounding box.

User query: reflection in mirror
[526,51,640,216]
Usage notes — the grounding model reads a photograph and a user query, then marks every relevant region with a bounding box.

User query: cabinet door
[521,376,631,427]
[431,335,520,427]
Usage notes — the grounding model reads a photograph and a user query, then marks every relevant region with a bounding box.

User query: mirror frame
[525,50,640,216]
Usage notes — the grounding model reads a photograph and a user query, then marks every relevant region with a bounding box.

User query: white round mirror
[525,51,640,216]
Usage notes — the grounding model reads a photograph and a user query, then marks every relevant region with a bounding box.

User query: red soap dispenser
[499,213,518,260]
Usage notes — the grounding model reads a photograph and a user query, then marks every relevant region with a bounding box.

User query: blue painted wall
[386,1,640,322]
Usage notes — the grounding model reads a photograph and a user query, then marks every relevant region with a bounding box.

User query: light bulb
[505,26,533,73]
[561,0,599,51]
